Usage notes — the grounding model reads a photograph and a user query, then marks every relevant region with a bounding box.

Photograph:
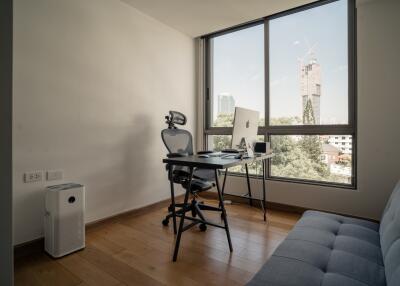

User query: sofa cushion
[247,210,384,286]
[379,181,400,286]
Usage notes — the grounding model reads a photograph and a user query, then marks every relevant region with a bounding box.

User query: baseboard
[14,195,182,259]
[199,192,307,214]
[85,194,183,230]
[14,192,378,259]
[200,192,379,223]
[14,237,45,260]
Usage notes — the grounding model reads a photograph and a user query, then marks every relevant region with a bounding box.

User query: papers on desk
[209,152,223,157]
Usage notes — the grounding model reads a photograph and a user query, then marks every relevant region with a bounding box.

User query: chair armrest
[167,152,189,158]
[197,150,213,155]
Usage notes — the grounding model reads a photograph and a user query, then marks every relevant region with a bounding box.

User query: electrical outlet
[24,171,43,183]
[46,170,63,181]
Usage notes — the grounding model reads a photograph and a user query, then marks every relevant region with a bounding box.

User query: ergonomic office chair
[161,111,220,234]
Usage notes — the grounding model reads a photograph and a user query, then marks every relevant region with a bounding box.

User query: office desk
[163,153,273,261]
[163,153,274,220]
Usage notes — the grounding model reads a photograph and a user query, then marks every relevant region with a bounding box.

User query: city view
[210,0,352,184]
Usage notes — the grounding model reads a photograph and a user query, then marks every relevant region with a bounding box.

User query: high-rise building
[328,135,352,154]
[218,93,235,115]
[300,55,321,124]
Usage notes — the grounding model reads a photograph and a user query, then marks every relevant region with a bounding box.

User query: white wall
[122,0,316,37]
[223,0,400,221]
[13,0,195,245]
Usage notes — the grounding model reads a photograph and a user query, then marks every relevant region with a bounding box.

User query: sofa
[247,181,400,286]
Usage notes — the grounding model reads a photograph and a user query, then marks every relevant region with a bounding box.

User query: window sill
[222,172,356,190]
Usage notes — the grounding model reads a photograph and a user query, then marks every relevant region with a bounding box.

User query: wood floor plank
[15,201,300,285]
[85,232,125,256]
[114,248,206,286]
[15,254,82,286]
[120,209,285,264]
[90,223,246,285]
[58,254,121,286]
[78,244,164,286]
[14,257,43,286]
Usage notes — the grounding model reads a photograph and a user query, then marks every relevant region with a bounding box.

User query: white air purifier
[44,183,85,258]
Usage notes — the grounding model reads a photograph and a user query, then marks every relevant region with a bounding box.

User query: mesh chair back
[161,129,194,155]
[161,128,193,176]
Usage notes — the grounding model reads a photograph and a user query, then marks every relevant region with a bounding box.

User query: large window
[209,24,265,128]
[204,0,356,187]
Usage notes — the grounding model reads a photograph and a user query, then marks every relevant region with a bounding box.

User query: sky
[212,0,348,125]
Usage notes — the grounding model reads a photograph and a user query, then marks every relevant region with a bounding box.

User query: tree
[213,113,234,127]
[270,116,302,126]
[271,134,329,181]
[303,98,315,125]
[211,114,350,183]
[298,135,323,162]
[213,135,231,151]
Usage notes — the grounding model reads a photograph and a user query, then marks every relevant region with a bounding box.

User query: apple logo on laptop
[246,120,250,128]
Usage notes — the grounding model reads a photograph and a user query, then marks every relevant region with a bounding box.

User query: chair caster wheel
[162,218,169,226]
[199,224,207,231]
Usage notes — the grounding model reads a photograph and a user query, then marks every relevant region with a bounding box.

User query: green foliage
[213,113,234,127]
[270,116,302,126]
[211,114,350,183]
[303,98,316,124]
[298,135,323,162]
[271,135,329,181]
[213,135,231,152]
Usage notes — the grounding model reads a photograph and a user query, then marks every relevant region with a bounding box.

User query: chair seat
[183,178,213,192]
[193,168,215,181]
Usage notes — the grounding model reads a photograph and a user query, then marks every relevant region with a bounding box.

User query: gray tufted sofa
[247,180,400,286]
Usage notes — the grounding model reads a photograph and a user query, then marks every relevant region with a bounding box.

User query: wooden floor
[15,198,301,286]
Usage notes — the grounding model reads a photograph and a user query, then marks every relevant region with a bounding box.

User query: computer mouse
[198,154,210,158]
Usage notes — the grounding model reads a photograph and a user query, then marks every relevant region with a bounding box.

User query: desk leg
[262,159,267,222]
[169,179,177,234]
[172,167,193,262]
[215,169,233,252]
[245,163,253,206]
[221,168,228,197]
[167,166,178,234]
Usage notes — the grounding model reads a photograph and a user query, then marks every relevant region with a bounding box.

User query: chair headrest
[165,111,186,129]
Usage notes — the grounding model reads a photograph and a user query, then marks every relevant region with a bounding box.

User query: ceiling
[122,0,318,37]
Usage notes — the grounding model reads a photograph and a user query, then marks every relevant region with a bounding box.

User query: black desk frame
[221,159,268,221]
[163,154,273,261]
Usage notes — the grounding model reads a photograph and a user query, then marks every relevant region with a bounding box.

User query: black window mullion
[265,125,354,135]
[264,18,270,129]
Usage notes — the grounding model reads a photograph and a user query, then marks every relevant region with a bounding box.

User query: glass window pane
[269,0,348,125]
[270,135,352,184]
[210,24,265,127]
[207,135,232,152]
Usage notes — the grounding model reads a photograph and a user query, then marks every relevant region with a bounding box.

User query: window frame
[203,0,357,189]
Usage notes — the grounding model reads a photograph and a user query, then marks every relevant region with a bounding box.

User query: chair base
[162,199,221,232]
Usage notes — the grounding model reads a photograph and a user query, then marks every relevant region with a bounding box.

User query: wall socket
[46,170,63,181]
[24,171,43,183]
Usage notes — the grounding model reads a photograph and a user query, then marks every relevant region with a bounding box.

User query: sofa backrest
[380,180,400,286]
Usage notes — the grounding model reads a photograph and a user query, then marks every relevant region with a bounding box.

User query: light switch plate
[24,171,43,183]
[46,170,63,181]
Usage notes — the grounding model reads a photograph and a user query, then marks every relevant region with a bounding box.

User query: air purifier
[44,183,85,258]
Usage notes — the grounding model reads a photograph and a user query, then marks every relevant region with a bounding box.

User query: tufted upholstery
[379,181,400,286]
[247,180,400,286]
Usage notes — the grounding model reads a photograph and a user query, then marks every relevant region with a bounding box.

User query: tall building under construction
[300,55,321,124]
